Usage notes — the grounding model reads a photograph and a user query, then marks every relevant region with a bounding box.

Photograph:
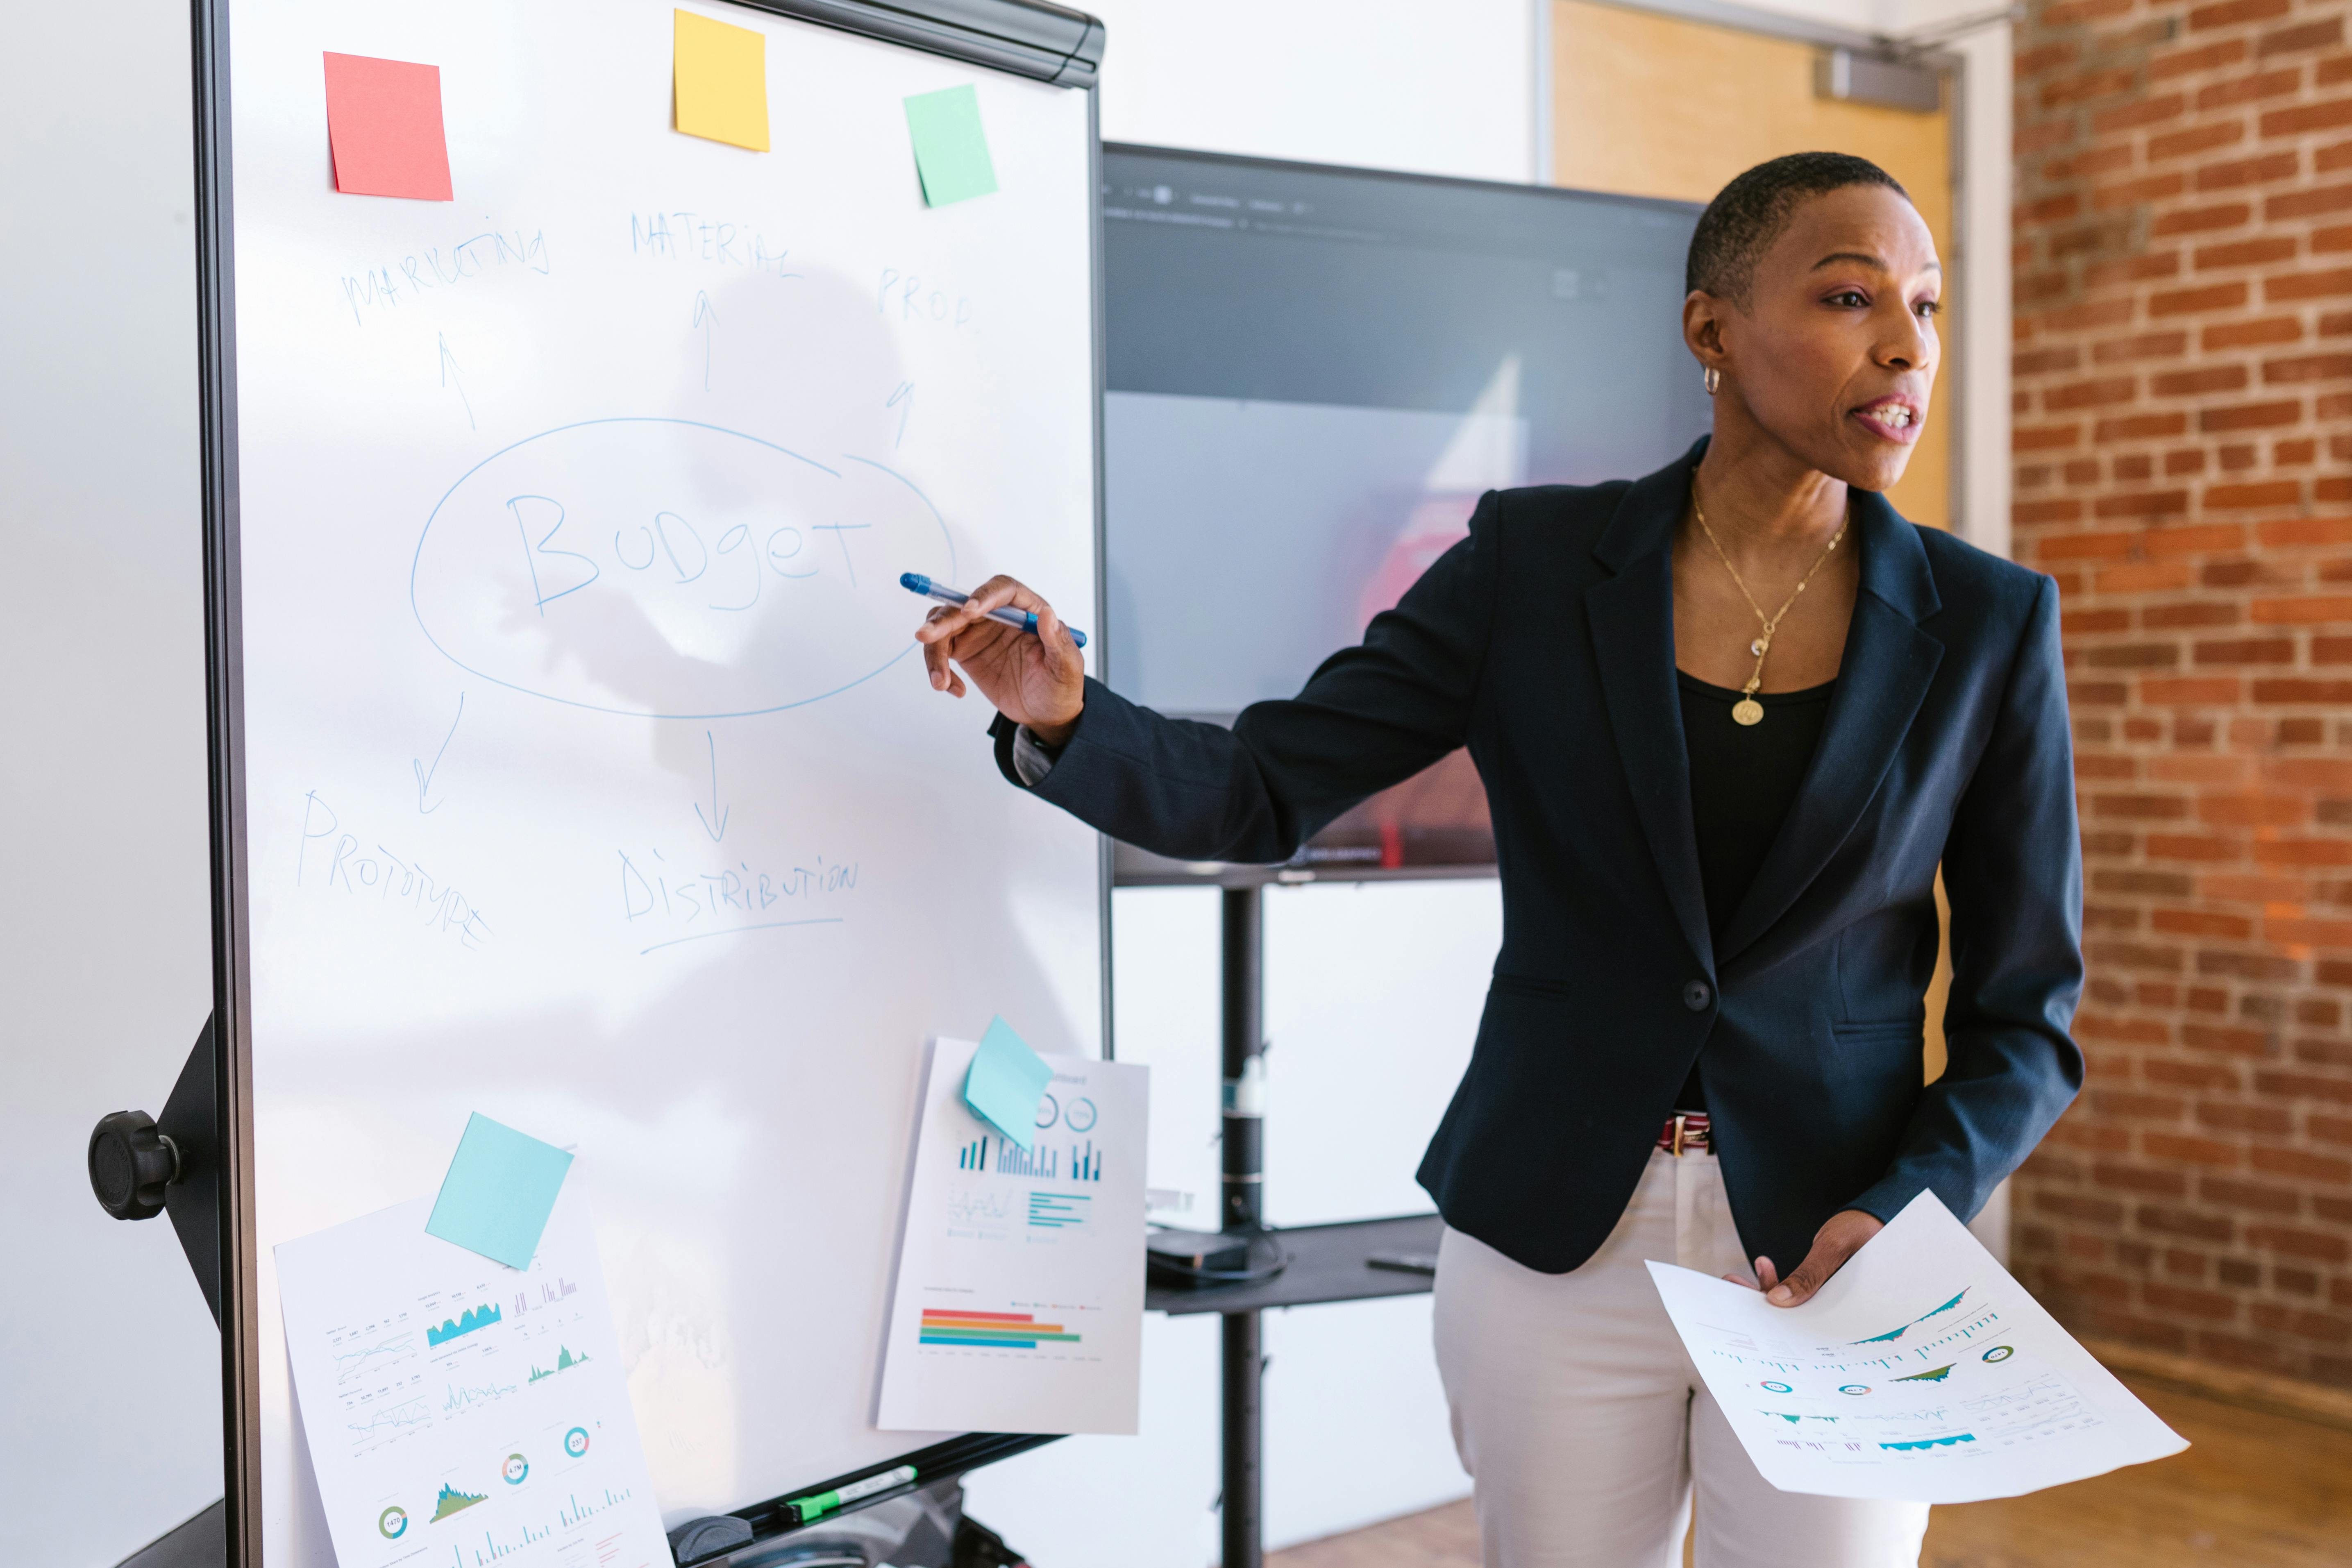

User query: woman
[916,152,2082,1568]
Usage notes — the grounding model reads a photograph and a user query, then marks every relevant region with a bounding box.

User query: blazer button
[1682,980,1713,1012]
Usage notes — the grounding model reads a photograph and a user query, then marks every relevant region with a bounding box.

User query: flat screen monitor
[1101,145,1710,883]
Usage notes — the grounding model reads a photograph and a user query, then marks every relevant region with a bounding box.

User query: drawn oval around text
[412,418,956,719]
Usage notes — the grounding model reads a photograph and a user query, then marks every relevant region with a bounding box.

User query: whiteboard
[215,0,1103,1553]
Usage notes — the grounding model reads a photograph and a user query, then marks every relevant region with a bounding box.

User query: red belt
[1657,1112,1712,1155]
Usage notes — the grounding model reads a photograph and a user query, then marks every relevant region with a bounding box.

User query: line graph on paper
[947,1187,1019,1226]
[330,1330,416,1384]
[1698,1288,2011,1383]
[345,1396,432,1454]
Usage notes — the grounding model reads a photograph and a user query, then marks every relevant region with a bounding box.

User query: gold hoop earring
[1703,367,1722,396]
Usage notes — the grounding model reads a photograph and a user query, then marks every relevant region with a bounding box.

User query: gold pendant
[1732,698,1764,726]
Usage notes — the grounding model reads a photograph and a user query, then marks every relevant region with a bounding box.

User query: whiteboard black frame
[188,1,1110,1557]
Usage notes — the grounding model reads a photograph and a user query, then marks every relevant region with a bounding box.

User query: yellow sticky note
[674,9,768,152]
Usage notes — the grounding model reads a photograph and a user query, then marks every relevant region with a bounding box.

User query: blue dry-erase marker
[902,573,1087,649]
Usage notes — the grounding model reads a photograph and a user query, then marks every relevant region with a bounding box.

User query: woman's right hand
[913,574,1085,747]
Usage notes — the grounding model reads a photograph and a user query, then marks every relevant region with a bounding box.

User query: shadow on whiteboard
[411,419,957,720]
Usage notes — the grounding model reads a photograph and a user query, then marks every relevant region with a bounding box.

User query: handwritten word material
[630,209,798,277]
[965,1016,1053,1150]
[426,1114,574,1268]
[674,9,770,152]
[904,85,997,207]
[276,1185,667,1568]
[322,53,454,202]
[880,1038,1147,1433]
[1648,1191,2186,1502]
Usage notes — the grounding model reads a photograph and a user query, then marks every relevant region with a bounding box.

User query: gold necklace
[1689,482,1848,727]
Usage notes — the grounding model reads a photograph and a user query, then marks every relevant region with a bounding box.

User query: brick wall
[2007,0,2352,1385]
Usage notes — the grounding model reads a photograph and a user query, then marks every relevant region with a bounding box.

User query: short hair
[1685,152,1910,304]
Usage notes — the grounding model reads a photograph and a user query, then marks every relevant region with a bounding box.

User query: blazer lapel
[1586,454,1714,973]
[1714,492,1945,964]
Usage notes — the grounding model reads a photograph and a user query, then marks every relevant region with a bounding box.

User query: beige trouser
[1432,1149,1932,1568]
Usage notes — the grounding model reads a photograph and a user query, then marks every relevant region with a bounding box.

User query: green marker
[787,1464,918,1525]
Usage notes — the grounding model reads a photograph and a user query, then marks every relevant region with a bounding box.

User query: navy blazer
[997,440,2084,1275]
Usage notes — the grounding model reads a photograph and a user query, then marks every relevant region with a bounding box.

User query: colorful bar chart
[1067,1139,1101,1181]
[957,1135,991,1171]
[917,1308,1082,1350]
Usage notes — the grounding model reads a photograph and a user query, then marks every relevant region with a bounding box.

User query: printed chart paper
[276,1185,673,1568]
[1648,1191,2186,1503]
[879,1038,1147,1434]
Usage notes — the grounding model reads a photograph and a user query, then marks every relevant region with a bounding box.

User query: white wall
[0,6,226,1567]
[1085,0,1539,182]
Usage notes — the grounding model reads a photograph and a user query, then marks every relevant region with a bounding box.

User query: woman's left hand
[1721,1208,1884,1307]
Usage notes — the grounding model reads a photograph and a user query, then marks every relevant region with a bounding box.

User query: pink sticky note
[322,52,454,201]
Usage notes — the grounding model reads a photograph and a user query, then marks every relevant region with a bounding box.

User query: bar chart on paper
[956,1132,1110,1182]
[917,1308,1084,1350]
[275,1186,673,1568]
[879,1038,1149,1434]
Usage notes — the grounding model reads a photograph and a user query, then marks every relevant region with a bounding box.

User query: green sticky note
[424,1113,574,1268]
[904,84,997,208]
[964,1016,1051,1150]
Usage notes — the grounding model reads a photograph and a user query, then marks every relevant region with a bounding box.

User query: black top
[995,438,2084,1277]
[1673,673,1839,1112]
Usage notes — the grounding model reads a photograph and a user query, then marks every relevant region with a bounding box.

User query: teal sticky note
[424,1113,574,1268]
[904,84,998,208]
[964,1016,1052,1150]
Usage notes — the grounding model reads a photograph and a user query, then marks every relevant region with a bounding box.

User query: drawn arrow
[693,729,729,841]
[413,693,464,813]
[692,291,719,392]
[887,381,915,447]
[437,334,475,430]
